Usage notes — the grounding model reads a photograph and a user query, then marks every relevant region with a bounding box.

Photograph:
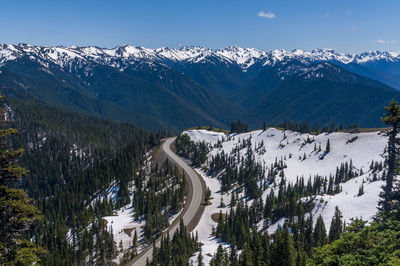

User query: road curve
[130,137,203,266]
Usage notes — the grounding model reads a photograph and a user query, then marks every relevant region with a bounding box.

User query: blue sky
[1,0,399,53]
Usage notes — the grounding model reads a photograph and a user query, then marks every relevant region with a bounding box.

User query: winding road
[129,137,203,265]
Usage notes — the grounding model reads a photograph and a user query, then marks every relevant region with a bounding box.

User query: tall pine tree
[328,206,343,242]
[0,94,45,264]
[379,99,400,218]
[313,215,327,247]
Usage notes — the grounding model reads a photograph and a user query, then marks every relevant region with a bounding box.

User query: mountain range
[1,44,400,130]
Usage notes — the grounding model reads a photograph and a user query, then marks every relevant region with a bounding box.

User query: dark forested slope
[8,98,160,264]
[234,61,400,128]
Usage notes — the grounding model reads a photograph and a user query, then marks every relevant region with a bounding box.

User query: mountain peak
[0,43,399,70]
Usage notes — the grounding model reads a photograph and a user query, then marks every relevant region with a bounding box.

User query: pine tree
[229,244,238,265]
[197,249,204,266]
[272,224,296,266]
[304,213,314,252]
[325,139,330,154]
[313,215,327,247]
[262,232,270,265]
[119,239,123,252]
[240,243,254,266]
[328,206,343,242]
[282,224,296,266]
[230,193,236,207]
[379,99,400,217]
[0,94,44,264]
[205,187,211,203]
[210,244,228,266]
[358,183,364,196]
[133,229,138,248]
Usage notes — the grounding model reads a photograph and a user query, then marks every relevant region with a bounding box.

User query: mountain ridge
[1,43,400,71]
[1,43,400,131]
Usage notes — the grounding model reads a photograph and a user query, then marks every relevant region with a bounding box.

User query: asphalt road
[130,137,203,265]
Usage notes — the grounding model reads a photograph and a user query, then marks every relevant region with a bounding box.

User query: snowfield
[189,169,232,265]
[185,128,387,265]
[185,128,386,183]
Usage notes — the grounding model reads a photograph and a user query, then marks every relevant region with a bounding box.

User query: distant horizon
[1,0,399,54]
[2,43,400,54]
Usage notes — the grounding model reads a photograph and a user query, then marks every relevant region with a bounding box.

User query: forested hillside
[236,61,400,128]
[0,57,238,131]
[5,97,163,264]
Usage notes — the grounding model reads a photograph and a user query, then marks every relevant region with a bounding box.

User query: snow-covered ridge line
[0,43,399,70]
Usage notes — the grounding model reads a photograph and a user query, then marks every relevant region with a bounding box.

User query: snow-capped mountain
[1,43,400,132]
[2,43,400,92]
[1,43,399,71]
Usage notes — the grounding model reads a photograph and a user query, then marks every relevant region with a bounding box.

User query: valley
[1,45,399,266]
[3,1,400,265]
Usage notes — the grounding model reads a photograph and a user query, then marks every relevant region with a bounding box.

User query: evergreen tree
[150,219,199,265]
[197,249,204,266]
[240,243,253,266]
[328,206,343,242]
[229,244,238,265]
[133,229,138,248]
[379,99,400,217]
[211,244,229,266]
[230,119,248,134]
[271,225,296,266]
[0,94,45,264]
[358,183,364,196]
[261,232,270,265]
[313,215,327,247]
[205,187,212,203]
[282,224,296,266]
[325,139,330,154]
[310,218,400,265]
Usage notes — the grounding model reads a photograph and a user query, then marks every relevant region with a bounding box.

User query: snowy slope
[184,128,387,265]
[185,128,386,183]
[189,169,233,265]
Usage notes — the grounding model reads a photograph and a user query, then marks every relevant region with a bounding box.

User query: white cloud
[257,11,276,19]
[375,39,397,44]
